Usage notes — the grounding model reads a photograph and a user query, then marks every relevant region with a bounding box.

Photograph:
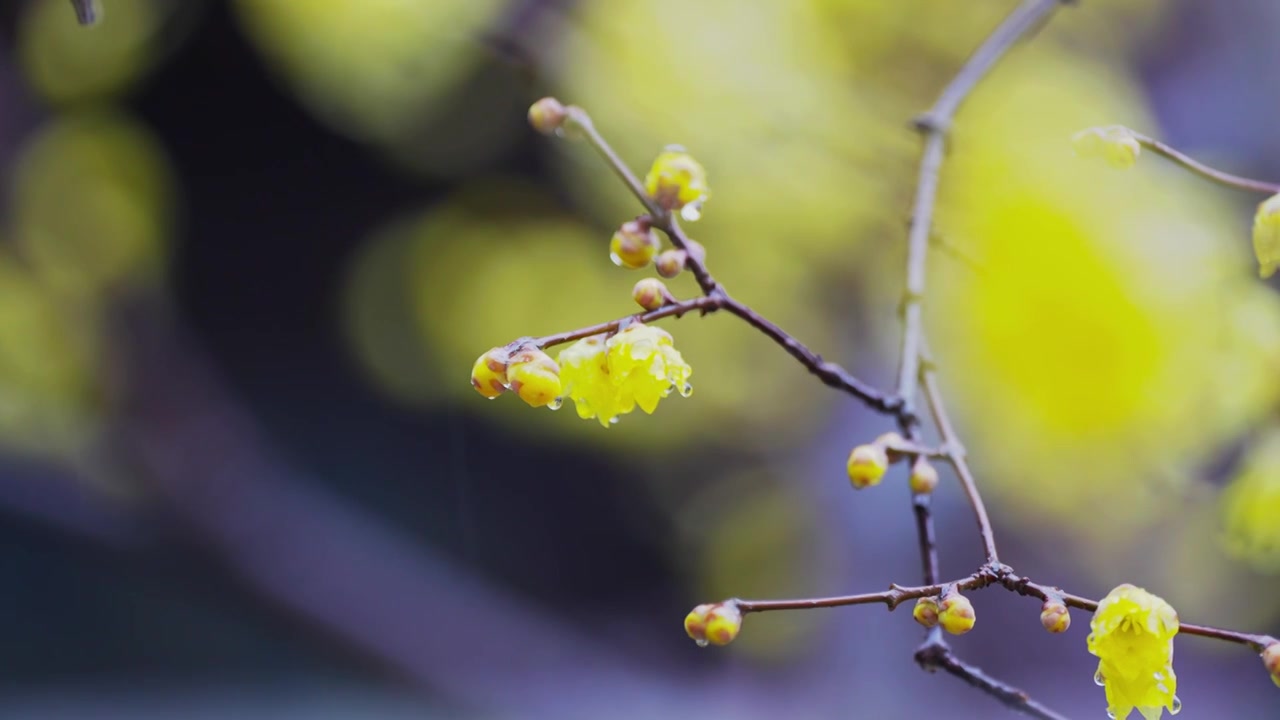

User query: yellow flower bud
[1071,125,1141,169]
[1261,643,1280,688]
[1040,599,1070,634]
[684,602,742,647]
[1253,193,1280,279]
[632,278,669,311]
[505,348,562,408]
[938,592,976,635]
[470,347,510,399]
[847,444,889,489]
[527,97,568,136]
[644,147,710,221]
[655,249,687,279]
[909,458,939,494]
[610,219,661,269]
[913,596,940,628]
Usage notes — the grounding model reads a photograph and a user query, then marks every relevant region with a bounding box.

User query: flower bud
[470,347,510,399]
[913,596,940,628]
[847,444,889,489]
[632,278,669,311]
[645,146,710,221]
[938,591,976,635]
[528,97,568,136]
[1040,599,1071,634]
[909,458,939,495]
[506,348,562,408]
[684,601,742,647]
[1253,193,1280,279]
[1262,642,1280,687]
[610,219,661,269]
[1071,125,1140,169]
[655,249,687,278]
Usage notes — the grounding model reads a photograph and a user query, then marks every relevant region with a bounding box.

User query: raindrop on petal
[548,397,563,411]
[1170,696,1182,715]
[680,382,693,398]
[1094,670,1106,687]
[694,639,708,648]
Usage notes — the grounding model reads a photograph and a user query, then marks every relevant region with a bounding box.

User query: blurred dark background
[0,0,1279,717]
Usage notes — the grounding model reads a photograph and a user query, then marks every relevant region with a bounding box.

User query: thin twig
[735,572,993,615]
[915,641,1070,720]
[921,359,1000,565]
[69,0,100,25]
[1133,132,1280,195]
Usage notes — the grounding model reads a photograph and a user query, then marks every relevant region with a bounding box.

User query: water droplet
[609,252,625,268]
[681,201,703,222]
[1170,696,1182,715]
[609,416,620,425]
[679,382,693,398]
[694,638,708,648]
[1105,712,1115,720]
[548,397,563,411]
[1094,670,1106,686]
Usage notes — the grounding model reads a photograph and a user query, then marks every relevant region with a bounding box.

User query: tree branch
[1132,130,1280,195]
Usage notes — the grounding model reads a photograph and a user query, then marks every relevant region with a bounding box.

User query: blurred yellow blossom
[1087,584,1180,720]
[1072,125,1141,169]
[1220,429,1280,571]
[1252,193,1280,279]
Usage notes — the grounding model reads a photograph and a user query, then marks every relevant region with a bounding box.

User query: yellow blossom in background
[1087,584,1180,720]
[1072,125,1142,169]
[644,148,710,221]
[1252,193,1280,279]
[931,47,1280,540]
[1220,429,1280,572]
[558,325,692,428]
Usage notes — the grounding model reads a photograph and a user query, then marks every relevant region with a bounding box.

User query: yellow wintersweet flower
[1252,193,1280,279]
[557,324,692,427]
[644,147,710,221]
[558,336,620,425]
[1071,125,1141,169]
[1087,584,1180,720]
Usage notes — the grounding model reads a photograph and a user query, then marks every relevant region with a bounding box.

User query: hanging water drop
[1094,670,1106,686]
[609,252,625,268]
[680,381,693,398]
[1170,696,1182,715]
[694,639,708,648]
[548,397,563,411]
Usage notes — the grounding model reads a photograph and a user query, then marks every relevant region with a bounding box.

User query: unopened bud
[909,458,939,494]
[1040,599,1070,634]
[632,278,669,311]
[684,601,742,647]
[528,97,568,136]
[610,219,661,270]
[938,591,976,635]
[1253,193,1280,279]
[847,444,889,489]
[506,348,562,408]
[655,249,687,278]
[913,596,940,628]
[1262,642,1280,687]
[470,347,510,399]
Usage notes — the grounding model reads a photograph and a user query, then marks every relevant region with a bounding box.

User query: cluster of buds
[913,588,975,635]
[684,601,742,647]
[470,345,563,409]
[846,432,939,492]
